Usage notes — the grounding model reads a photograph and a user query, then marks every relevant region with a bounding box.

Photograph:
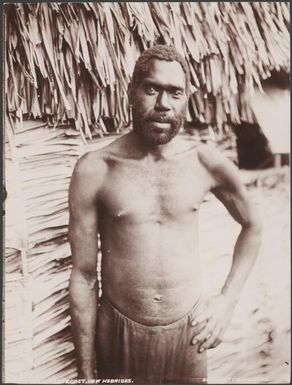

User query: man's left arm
[191,145,262,352]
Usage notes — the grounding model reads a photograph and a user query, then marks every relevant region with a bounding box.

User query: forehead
[142,59,186,88]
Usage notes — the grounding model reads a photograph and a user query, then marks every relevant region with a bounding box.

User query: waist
[102,282,202,326]
[99,294,201,329]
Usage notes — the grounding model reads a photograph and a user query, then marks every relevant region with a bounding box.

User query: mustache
[145,112,179,124]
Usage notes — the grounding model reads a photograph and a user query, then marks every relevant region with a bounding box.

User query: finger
[208,331,222,349]
[191,306,210,326]
[192,320,207,332]
[192,316,215,337]
[191,319,207,332]
[207,325,223,349]
[209,338,221,349]
[199,333,217,352]
[197,330,213,353]
[191,320,208,341]
[192,326,211,346]
[191,313,208,326]
[197,322,219,352]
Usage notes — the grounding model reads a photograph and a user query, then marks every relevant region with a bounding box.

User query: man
[68,45,262,384]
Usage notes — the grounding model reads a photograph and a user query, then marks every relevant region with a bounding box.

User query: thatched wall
[5,2,290,137]
[4,119,82,382]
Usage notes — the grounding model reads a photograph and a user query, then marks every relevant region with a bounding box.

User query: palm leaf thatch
[4,118,115,383]
[5,2,290,138]
[4,120,82,383]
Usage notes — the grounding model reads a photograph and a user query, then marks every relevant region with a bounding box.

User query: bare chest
[100,157,211,223]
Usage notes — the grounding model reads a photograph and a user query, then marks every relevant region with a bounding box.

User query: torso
[96,134,214,325]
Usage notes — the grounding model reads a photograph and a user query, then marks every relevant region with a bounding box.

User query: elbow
[242,217,263,236]
[70,267,97,290]
[246,205,263,235]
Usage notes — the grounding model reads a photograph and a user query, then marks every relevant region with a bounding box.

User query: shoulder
[73,150,107,178]
[197,143,227,170]
[70,150,108,197]
[196,144,241,191]
[71,133,130,181]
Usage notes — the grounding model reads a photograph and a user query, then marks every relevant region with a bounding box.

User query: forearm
[69,268,98,379]
[221,223,262,304]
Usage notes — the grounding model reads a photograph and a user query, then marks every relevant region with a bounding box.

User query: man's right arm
[68,153,105,379]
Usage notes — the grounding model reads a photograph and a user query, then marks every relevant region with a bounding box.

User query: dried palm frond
[4,2,290,137]
[4,115,120,382]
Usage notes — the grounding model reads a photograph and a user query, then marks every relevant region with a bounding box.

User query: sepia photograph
[3,2,290,384]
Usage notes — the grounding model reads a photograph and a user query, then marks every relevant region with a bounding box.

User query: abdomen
[99,218,202,325]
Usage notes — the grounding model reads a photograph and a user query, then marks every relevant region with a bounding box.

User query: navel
[153,294,163,302]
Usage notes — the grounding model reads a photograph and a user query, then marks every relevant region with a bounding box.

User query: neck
[130,130,182,160]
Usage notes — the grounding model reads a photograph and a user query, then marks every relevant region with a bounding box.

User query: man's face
[131,59,188,146]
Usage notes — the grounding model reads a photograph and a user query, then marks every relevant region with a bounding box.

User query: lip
[150,121,171,129]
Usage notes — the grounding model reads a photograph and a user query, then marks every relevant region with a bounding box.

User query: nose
[154,91,171,112]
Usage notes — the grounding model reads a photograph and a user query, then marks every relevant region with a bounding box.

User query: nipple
[153,294,162,302]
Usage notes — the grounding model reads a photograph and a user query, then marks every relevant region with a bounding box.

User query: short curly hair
[131,45,191,94]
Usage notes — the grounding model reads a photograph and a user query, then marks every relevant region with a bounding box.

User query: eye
[144,86,157,95]
[171,89,184,98]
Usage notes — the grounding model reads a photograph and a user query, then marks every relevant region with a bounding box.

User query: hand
[190,294,236,353]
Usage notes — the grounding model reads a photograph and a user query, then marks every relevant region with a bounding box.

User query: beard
[132,107,185,146]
